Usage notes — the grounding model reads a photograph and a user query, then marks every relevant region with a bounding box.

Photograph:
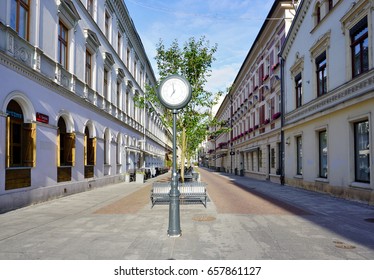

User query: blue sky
[126,0,274,94]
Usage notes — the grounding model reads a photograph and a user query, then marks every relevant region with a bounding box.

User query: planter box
[136,173,144,183]
[124,173,130,182]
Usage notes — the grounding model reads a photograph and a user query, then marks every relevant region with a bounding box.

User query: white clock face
[159,75,191,109]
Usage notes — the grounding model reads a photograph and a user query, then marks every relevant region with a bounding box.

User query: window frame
[296,135,303,175]
[10,0,30,41]
[350,17,369,78]
[354,120,370,183]
[103,68,109,99]
[295,73,303,108]
[87,0,94,17]
[105,10,111,40]
[318,130,328,178]
[316,51,327,97]
[85,50,92,87]
[58,21,69,69]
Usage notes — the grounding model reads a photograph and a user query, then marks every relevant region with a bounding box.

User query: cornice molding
[285,69,374,125]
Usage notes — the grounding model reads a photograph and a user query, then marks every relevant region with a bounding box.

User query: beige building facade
[208,0,298,184]
[281,0,374,203]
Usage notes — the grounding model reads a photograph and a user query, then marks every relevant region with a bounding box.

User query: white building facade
[281,0,374,203]
[0,0,170,212]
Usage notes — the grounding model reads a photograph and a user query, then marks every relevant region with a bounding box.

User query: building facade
[0,0,170,212]
[281,0,374,203]
[207,0,297,183]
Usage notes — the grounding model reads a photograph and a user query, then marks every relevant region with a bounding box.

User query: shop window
[296,136,303,175]
[84,127,96,178]
[354,120,370,183]
[57,117,75,182]
[6,100,35,168]
[5,100,35,189]
[319,130,328,178]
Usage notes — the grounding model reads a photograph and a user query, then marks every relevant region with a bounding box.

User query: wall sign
[36,112,49,124]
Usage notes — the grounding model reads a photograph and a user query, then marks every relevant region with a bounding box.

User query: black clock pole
[168,109,181,237]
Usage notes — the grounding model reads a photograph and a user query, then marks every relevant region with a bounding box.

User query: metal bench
[150,182,207,208]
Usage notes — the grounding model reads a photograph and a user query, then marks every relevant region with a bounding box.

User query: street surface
[0,167,373,259]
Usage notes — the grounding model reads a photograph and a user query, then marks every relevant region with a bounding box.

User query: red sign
[36,112,49,124]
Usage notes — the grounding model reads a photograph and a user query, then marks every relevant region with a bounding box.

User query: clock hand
[171,83,175,96]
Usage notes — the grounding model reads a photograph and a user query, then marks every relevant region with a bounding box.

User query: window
[57,117,75,167]
[259,105,265,125]
[58,21,68,69]
[354,120,370,183]
[295,73,302,108]
[10,0,30,40]
[133,60,137,80]
[315,3,321,25]
[316,52,327,97]
[117,81,121,108]
[270,97,275,119]
[57,117,75,182]
[258,149,262,171]
[296,136,303,175]
[84,127,95,178]
[328,0,333,12]
[87,0,94,17]
[105,11,110,39]
[103,68,108,99]
[271,148,275,169]
[319,130,328,178]
[118,32,122,57]
[85,50,92,87]
[6,100,36,168]
[126,48,130,68]
[351,17,368,78]
[126,90,129,114]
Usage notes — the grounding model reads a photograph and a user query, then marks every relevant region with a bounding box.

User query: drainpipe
[279,54,285,185]
[230,94,233,174]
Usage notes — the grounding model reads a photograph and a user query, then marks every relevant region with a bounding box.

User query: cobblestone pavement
[0,168,373,260]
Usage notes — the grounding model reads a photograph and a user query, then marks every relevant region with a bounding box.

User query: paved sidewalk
[0,168,373,260]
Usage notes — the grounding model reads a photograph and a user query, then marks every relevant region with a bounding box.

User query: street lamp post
[168,109,181,236]
[158,75,192,237]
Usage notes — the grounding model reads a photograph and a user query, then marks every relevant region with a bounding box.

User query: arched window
[57,117,75,182]
[6,100,35,168]
[5,99,36,190]
[84,126,96,178]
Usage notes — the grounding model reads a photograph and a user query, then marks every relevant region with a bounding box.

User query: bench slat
[150,182,207,208]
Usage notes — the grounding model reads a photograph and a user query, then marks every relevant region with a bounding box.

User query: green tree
[141,36,222,181]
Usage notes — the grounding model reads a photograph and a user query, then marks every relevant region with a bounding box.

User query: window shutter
[65,133,76,166]
[23,123,36,167]
[6,116,10,168]
[57,128,61,167]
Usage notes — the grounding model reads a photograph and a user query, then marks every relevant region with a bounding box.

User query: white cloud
[127,0,274,94]
[206,63,240,93]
